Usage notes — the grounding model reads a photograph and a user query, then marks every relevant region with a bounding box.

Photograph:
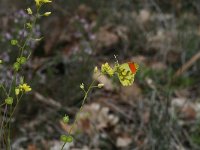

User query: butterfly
[116,62,139,86]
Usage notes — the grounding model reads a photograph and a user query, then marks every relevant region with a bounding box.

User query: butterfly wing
[117,63,135,86]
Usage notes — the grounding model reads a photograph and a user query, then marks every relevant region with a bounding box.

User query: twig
[33,92,62,109]
[174,51,200,77]
[33,91,76,115]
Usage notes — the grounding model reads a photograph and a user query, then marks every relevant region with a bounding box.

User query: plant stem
[61,74,101,150]
[7,105,12,150]
[1,8,40,149]
[4,94,23,130]
[0,105,7,148]
[69,79,96,134]
[61,142,66,150]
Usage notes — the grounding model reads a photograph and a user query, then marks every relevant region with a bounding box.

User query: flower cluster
[101,62,114,76]
[13,56,27,71]
[15,83,32,96]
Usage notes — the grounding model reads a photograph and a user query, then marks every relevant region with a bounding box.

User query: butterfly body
[116,62,139,86]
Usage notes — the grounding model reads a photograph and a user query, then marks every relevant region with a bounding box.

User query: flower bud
[60,135,73,143]
[15,88,20,96]
[66,135,73,143]
[97,83,104,88]
[26,23,32,29]
[11,40,18,45]
[80,83,84,89]
[13,62,20,71]
[62,115,69,123]
[94,66,98,73]
[44,12,51,16]
[5,97,13,105]
[27,8,32,15]
[60,135,68,142]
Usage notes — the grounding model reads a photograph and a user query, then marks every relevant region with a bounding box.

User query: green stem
[0,103,6,107]
[21,8,39,56]
[7,105,12,150]
[4,94,23,129]
[61,74,102,150]
[61,142,66,150]
[0,85,9,97]
[69,79,96,134]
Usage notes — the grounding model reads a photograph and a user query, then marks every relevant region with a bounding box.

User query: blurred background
[0,0,200,149]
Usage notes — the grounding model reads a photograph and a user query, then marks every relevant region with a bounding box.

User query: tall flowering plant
[0,0,52,149]
[0,0,139,149]
[60,60,139,149]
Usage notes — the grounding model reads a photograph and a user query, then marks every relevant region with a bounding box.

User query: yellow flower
[27,8,32,15]
[101,62,114,76]
[19,83,32,92]
[35,0,40,6]
[15,88,20,95]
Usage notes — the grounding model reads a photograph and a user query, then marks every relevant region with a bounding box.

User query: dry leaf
[59,120,70,133]
[138,9,151,23]
[78,4,91,16]
[166,50,181,64]
[74,103,119,133]
[131,55,148,65]
[150,62,167,70]
[171,98,187,108]
[181,105,196,120]
[28,144,38,150]
[95,27,119,50]
[171,98,197,120]
[120,83,142,100]
[116,135,132,147]
[175,89,190,98]
[142,111,150,124]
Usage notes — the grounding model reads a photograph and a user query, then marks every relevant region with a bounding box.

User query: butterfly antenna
[114,55,119,66]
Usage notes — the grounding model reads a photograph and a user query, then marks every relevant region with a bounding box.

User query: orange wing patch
[128,62,137,74]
